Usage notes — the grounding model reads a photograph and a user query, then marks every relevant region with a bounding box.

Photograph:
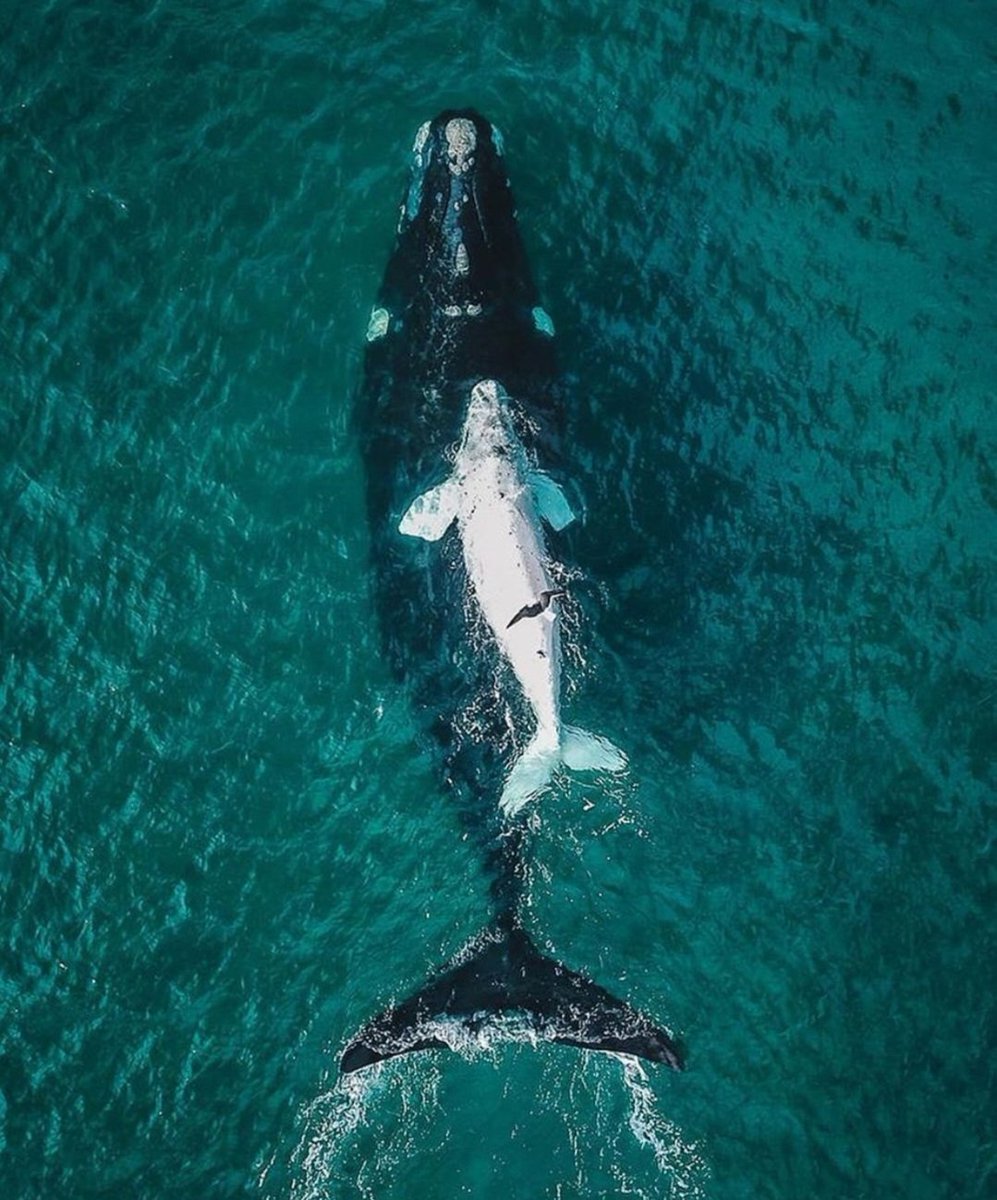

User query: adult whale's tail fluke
[340,921,682,1074]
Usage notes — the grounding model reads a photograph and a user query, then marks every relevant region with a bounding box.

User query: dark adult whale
[344,110,682,1074]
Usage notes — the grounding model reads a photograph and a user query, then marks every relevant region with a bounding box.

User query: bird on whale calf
[507,590,567,630]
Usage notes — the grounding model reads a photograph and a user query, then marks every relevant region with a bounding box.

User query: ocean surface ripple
[1,2,993,1197]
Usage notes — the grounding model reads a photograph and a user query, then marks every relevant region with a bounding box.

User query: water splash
[282,1047,708,1198]
[285,1055,478,1199]
[286,1066,387,1200]
[617,1055,708,1196]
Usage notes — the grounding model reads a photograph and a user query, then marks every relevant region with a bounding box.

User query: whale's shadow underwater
[344,110,682,1075]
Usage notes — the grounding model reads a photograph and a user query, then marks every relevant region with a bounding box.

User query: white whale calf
[399,379,625,814]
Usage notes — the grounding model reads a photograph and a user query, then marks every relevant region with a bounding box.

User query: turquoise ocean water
[2,2,994,1196]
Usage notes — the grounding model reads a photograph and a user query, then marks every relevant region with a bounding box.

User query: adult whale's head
[361,112,562,512]
[371,110,548,337]
[402,112,517,304]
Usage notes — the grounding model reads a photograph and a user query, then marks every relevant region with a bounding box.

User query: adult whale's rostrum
[344,110,682,1074]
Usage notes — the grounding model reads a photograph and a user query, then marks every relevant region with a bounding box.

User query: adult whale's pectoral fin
[529,471,575,531]
[399,479,460,541]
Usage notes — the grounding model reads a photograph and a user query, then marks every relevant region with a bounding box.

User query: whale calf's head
[460,379,517,460]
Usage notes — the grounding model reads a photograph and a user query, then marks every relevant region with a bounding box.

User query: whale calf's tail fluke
[498,725,627,816]
[340,921,682,1074]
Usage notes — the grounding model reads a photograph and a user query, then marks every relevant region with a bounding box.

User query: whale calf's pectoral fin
[399,479,460,541]
[529,471,575,531]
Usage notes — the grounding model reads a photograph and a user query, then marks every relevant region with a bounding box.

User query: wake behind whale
[345,110,681,1075]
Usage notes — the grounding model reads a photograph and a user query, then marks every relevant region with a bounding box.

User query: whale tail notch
[340,922,682,1075]
[498,724,626,817]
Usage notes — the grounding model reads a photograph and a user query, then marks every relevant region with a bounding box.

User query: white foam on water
[616,1055,709,1197]
[526,1049,710,1197]
[286,1066,384,1200]
[285,1062,443,1200]
[278,1041,709,1197]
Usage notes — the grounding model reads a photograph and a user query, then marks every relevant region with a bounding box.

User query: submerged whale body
[346,110,681,1074]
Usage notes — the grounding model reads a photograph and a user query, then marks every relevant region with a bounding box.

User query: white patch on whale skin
[401,121,432,229]
[441,302,483,318]
[445,118,476,176]
[398,380,624,813]
[455,242,470,275]
[412,121,431,158]
[366,307,390,341]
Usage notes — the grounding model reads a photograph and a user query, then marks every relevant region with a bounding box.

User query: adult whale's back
[356,110,563,840]
[346,111,682,1075]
